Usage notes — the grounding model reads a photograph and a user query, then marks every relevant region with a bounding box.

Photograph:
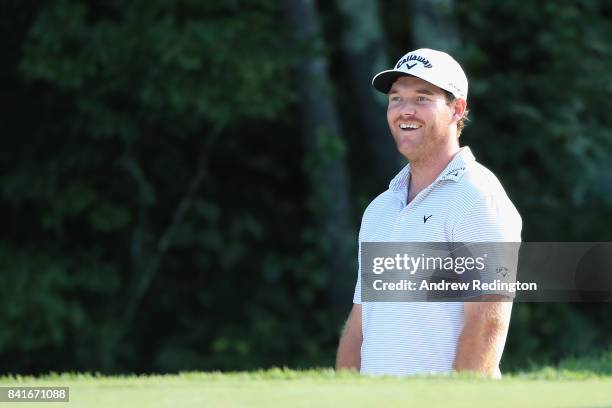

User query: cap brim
[372,70,414,94]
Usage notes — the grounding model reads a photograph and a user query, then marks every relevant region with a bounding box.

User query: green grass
[1,369,611,408]
[2,352,612,408]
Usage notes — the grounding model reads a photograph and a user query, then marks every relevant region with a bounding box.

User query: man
[335,48,521,377]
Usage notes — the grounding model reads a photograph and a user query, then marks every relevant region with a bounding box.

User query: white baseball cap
[372,48,468,99]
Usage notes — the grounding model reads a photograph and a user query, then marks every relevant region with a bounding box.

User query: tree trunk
[411,0,460,52]
[336,0,401,183]
[284,0,355,311]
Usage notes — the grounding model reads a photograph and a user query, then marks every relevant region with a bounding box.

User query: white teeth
[399,123,420,129]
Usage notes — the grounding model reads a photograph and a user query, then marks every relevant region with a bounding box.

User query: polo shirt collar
[439,146,475,182]
[388,146,476,193]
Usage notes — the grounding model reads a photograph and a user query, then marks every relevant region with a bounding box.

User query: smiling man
[335,49,522,377]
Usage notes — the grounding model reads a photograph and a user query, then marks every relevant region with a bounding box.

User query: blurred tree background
[1,0,612,374]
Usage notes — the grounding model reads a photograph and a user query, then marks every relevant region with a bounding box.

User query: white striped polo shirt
[353,146,522,376]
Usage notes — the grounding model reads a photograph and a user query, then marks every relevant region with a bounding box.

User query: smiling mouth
[398,122,422,131]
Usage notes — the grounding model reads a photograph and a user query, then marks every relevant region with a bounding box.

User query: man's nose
[398,101,417,116]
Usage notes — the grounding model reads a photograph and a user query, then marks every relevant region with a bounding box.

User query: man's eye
[416,96,429,102]
[390,96,401,102]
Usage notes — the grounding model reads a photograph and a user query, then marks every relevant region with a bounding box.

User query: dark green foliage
[455,0,612,240]
[1,0,316,373]
[454,0,612,369]
[1,0,611,374]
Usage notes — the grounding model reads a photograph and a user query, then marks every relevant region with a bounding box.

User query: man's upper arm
[454,194,517,366]
[453,194,521,299]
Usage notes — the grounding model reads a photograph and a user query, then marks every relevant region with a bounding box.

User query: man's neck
[407,146,461,203]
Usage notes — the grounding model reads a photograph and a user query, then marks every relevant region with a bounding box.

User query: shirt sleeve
[451,194,522,298]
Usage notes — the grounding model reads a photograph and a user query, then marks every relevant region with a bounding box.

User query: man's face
[386,76,457,162]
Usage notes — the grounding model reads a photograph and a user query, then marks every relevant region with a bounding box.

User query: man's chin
[396,143,420,162]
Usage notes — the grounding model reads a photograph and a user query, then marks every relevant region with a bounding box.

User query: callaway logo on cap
[372,48,468,100]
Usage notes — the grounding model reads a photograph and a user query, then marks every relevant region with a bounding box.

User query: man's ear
[451,98,467,121]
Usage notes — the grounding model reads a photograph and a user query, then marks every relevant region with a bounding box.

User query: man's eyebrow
[388,87,435,95]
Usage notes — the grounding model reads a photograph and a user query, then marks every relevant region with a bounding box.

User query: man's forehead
[388,75,444,94]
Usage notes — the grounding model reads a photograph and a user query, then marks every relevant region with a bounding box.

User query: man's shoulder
[446,159,522,230]
[362,189,397,218]
[451,160,522,239]
[457,160,514,202]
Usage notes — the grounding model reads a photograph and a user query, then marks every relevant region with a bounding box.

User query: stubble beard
[395,122,448,166]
